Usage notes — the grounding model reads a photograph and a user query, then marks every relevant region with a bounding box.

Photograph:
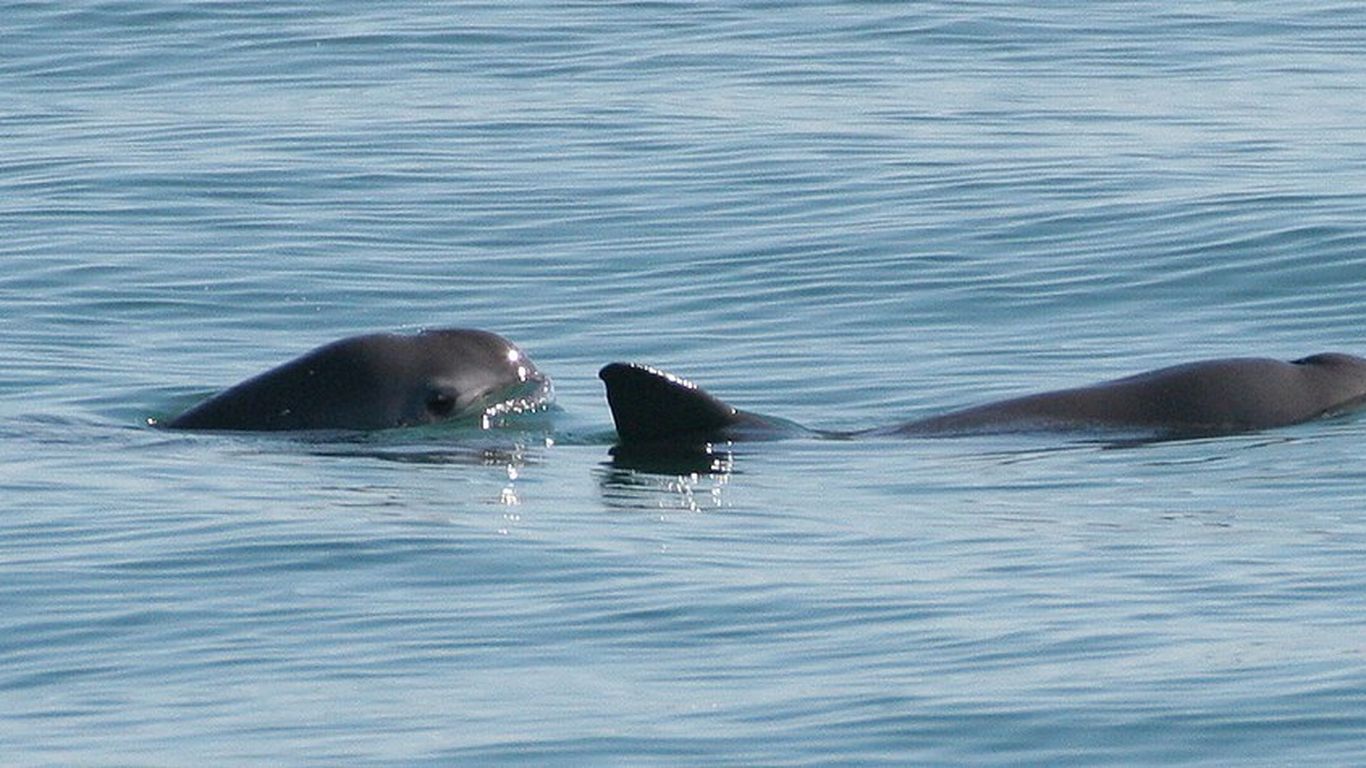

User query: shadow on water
[153,409,559,468]
[604,442,738,477]
[309,441,547,468]
[595,443,737,513]
[588,418,1347,513]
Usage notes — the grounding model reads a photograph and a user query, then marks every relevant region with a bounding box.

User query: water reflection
[605,442,736,476]
[310,442,543,468]
[311,439,540,514]
[596,443,736,513]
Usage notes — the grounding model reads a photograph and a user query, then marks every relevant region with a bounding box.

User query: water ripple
[6,1,1366,765]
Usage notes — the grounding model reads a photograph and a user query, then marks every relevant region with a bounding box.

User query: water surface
[5,2,1366,765]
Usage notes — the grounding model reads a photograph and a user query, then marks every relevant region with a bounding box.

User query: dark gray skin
[165,329,551,432]
[599,353,1366,446]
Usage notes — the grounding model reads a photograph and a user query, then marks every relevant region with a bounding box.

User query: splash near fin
[598,363,741,444]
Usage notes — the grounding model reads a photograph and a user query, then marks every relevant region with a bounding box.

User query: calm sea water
[6,2,1366,765]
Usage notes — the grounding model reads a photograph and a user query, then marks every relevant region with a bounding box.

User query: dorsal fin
[598,362,741,443]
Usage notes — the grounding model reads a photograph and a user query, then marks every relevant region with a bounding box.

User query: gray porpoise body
[599,353,1366,446]
[166,329,549,431]
[893,353,1366,436]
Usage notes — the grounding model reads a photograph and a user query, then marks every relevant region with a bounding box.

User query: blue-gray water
[5,2,1366,765]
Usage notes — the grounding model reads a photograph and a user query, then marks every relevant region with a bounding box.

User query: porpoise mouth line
[479,377,555,430]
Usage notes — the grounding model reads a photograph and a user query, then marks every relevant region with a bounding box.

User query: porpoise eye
[427,392,456,418]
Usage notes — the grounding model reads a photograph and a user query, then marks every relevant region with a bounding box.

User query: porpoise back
[599,353,1366,446]
[598,362,795,444]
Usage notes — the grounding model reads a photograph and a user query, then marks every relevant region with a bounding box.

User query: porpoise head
[398,329,552,428]
[165,328,552,432]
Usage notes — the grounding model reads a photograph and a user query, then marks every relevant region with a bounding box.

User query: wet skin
[599,353,1366,446]
[166,329,551,432]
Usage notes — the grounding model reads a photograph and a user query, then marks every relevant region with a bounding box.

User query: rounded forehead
[417,328,518,356]
[414,330,543,382]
